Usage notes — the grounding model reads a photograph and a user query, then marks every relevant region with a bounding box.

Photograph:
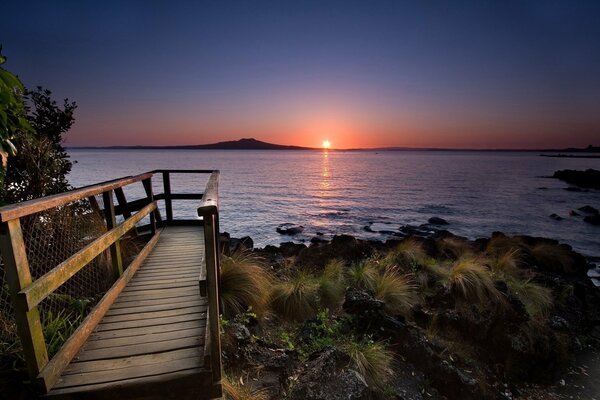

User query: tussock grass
[438,237,474,260]
[343,339,394,393]
[530,243,576,273]
[270,272,319,322]
[318,259,346,311]
[373,266,419,315]
[485,235,527,256]
[446,256,502,303]
[220,250,271,318]
[222,376,269,400]
[507,278,553,318]
[384,238,428,269]
[348,259,379,290]
[489,249,523,281]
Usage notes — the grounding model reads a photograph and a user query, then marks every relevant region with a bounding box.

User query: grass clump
[318,259,346,311]
[507,278,553,319]
[373,266,418,315]
[530,243,576,273]
[489,249,522,281]
[223,375,269,400]
[343,338,394,393]
[270,272,319,322]
[348,259,379,290]
[220,250,271,318]
[42,309,85,357]
[384,238,428,269]
[437,236,474,260]
[446,256,501,303]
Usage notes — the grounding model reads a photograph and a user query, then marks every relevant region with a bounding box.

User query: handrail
[0,172,153,222]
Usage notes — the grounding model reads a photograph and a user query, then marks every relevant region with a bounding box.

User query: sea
[67,149,600,261]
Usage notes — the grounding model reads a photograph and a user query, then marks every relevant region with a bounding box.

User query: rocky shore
[220,229,600,399]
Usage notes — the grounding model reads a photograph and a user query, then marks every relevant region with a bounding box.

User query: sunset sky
[2,1,600,149]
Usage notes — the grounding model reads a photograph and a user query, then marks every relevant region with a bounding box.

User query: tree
[0,46,31,179]
[1,87,77,204]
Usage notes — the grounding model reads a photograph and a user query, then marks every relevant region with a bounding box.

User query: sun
[322,140,331,149]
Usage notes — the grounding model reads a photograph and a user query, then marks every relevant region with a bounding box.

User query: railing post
[162,171,173,222]
[142,177,157,235]
[102,190,123,278]
[0,218,49,379]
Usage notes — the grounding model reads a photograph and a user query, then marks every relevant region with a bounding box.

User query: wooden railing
[0,169,221,392]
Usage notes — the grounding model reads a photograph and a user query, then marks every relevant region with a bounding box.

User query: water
[67,149,600,258]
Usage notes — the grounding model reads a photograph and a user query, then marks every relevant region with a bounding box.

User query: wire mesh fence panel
[0,255,21,368]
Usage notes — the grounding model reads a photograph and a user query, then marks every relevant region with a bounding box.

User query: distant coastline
[66,138,600,153]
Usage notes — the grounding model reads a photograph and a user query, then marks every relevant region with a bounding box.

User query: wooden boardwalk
[47,226,217,399]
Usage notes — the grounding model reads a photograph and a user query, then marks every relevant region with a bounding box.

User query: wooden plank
[95,312,206,332]
[105,299,205,316]
[19,202,156,311]
[152,169,214,174]
[114,187,132,219]
[133,268,200,277]
[142,177,161,230]
[116,287,200,301]
[100,305,205,323]
[88,320,206,341]
[84,327,202,351]
[0,172,153,222]
[74,335,203,361]
[127,277,198,286]
[36,230,162,393]
[103,190,124,279]
[111,293,201,308]
[121,281,199,292]
[55,355,202,388]
[0,219,49,380]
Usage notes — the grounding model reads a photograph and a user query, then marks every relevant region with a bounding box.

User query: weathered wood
[105,299,205,316]
[162,171,173,221]
[152,169,214,174]
[95,312,206,332]
[113,187,132,219]
[88,320,206,342]
[0,219,49,379]
[142,177,159,232]
[37,230,162,393]
[87,196,103,219]
[19,202,156,311]
[0,173,153,222]
[102,191,123,279]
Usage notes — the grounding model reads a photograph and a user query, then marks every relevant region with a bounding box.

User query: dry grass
[343,339,394,393]
[507,278,554,319]
[485,235,527,256]
[222,375,269,400]
[270,272,319,322]
[446,256,502,303]
[384,238,428,269]
[318,259,346,311]
[220,250,272,318]
[489,249,523,281]
[438,237,474,259]
[373,266,419,315]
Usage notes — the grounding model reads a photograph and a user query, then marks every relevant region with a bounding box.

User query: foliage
[317,259,346,311]
[42,309,85,358]
[297,309,344,358]
[343,337,394,393]
[270,272,318,322]
[384,238,428,269]
[446,256,501,303]
[220,250,271,318]
[530,242,576,274]
[373,266,418,315]
[489,249,522,281]
[222,375,269,400]
[437,237,474,260]
[1,86,76,204]
[0,46,31,172]
[348,259,379,290]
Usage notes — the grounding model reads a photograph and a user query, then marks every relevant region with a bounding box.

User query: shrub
[318,259,346,311]
[343,338,394,393]
[270,272,318,322]
[373,266,418,315]
[222,375,269,400]
[348,259,379,290]
[220,250,271,318]
[446,256,501,303]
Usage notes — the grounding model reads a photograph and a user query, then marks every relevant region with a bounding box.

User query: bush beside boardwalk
[220,231,600,400]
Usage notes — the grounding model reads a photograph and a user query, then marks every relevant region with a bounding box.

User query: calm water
[67,149,600,258]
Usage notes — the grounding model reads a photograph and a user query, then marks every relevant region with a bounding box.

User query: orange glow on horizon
[322,139,331,149]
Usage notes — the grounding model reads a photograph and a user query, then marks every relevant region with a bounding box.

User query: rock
[290,347,370,400]
[570,210,580,216]
[428,217,449,225]
[229,322,251,345]
[584,215,600,225]
[310,236,327,244]
[230,236,254,253]
[548,316,570,332]
[565,186,585,192]
[549,213,564,221]
[579,205,599,214]
[276,223,304,235]
[343,288,385,315]
[553,169,600,189]
[278,242,307,257]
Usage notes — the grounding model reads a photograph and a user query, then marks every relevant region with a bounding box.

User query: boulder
[230,236,254,253]
[276,223,304,235]
[428,216,449,225]
[290,347,370,400]
[549,213,564,221]
[553,169,600,189]
[579,205,599,214]
[584,215,600,225]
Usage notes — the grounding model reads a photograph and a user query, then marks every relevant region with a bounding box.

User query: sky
[2,0,600,149]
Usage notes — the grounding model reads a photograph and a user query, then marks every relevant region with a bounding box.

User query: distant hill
[79,138,316,150]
